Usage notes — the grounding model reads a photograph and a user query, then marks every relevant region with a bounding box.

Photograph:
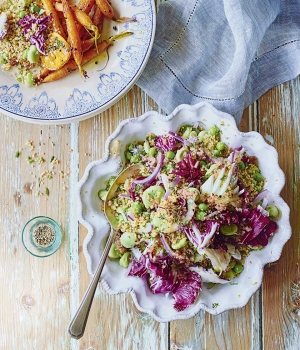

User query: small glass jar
[22,216,62,257]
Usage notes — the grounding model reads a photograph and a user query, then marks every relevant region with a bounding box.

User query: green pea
[119,252,131,268]
[195,211,206,220]
[27,45,40,64]
[266,205,280,219]
[238,161,245,170]
[107,176,117,188]
[0,52,8,64]
[198,203,208,211]
[24,72,34,86]
[164,163,173,172]
[149,147,157,156]
[208,125,220,136]
[233,263,244,274]
[131,154,141,163]
[200,160,207,166]
[198,130,207,142]
[98,189,108,201]
[165,151,175,159]
[254,173,264,182]
[128,143,135,151]
[216,142,225,151]
[30,4,40,13]
[108,243,121,259]
[220,224,238,235]
[131,202,143,214]
[229,260,236,269]
[18,10,27,18]
[125,151,132,160]
[120,232,136,248]
[224,270,235,280]
[171,237,187,250]
[213,149,221,157]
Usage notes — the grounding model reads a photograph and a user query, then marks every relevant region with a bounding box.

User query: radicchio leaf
[154,135,177,152]
[238,208,278,246]
[173,154,203,183]
[17,14,51,54]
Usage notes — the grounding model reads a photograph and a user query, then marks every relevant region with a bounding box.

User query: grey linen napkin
[136,0,300,122]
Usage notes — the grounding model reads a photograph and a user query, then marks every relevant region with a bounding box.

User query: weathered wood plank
[0,116,72,350]
[258,78,300,350]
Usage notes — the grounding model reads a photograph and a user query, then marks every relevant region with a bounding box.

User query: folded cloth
[136,0,300,122]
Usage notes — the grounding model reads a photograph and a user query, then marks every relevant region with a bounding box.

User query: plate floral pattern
[0,0,155,124]
[77,102,291,322]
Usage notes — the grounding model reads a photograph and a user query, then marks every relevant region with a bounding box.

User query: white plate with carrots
[0,0,156,124]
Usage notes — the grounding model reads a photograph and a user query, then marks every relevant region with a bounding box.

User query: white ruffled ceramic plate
[77,101,291,322]
[0,0,155,124]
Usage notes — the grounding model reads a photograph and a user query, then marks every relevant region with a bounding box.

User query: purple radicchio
[17,14,51,54]
[173,154,203,183]
[238,208,278,246]
[128,254,202,311]
[154,135,177,152]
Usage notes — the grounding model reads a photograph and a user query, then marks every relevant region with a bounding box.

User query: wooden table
[1,76,299,349]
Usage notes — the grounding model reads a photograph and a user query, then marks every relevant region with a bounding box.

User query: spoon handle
[68,226,114,339]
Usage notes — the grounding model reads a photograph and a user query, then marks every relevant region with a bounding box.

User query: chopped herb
[45,187,50,196]
[15,151,20,158]
[212,303,219,308]
[50,156,55,162]
[27,156,34,164]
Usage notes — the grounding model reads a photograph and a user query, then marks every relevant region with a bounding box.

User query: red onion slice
[160,233,173,256]
[253,189,269,204]
[128,214,135,221]
[134,152,164,185]
[119,194,131,199]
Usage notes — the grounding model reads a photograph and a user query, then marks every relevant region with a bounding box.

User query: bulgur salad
[100,123,280,312]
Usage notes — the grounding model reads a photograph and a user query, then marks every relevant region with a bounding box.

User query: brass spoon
[68,164,142,339]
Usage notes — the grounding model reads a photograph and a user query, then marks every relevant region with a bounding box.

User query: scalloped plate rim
[76,101,291,322]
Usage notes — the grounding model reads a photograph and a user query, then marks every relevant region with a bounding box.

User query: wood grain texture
[0,78,299,350]
[0,119,72,349]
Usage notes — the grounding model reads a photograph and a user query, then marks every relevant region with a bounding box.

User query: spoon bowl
[68,163,142,339]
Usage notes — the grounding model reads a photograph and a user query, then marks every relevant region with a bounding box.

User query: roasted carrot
[92,5,104,34]
[73,7,100,43]
[42,40,111,83]
[38,37,97,83]
[61,0,83,75]
[77,0,96,14]
[95,0,116,20]
[40,0,66,38]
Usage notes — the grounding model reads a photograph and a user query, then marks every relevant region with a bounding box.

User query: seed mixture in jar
[100,123,280,312]
[32,223,55,247]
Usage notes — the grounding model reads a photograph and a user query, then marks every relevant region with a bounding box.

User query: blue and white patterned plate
[0,0,156,124]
